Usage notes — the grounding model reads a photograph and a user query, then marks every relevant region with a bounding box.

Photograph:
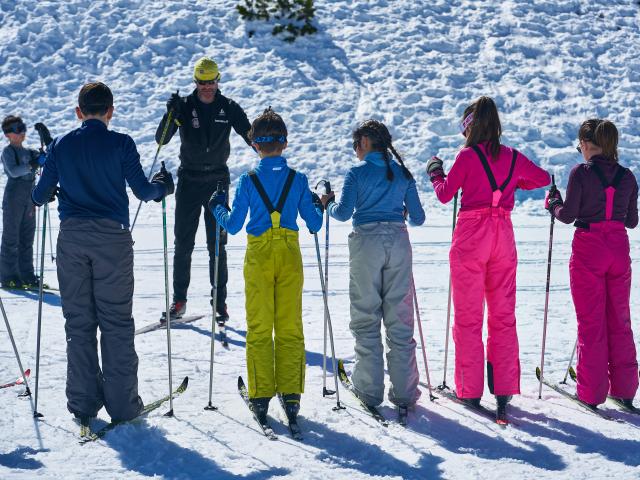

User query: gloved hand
[34,123,53,147]
[545,188,563,214]
[29,151,46,169]
[427,156,445,180]
[320,191,335,208]
[151,167,175,202]
[311,192,324,213]
[46,186,58,203]
[166,92,181,114]
[208,189,228,212]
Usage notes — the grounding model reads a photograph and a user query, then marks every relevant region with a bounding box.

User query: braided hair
[352,120,413,181]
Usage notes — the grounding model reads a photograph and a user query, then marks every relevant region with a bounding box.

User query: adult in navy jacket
[32,82,174,424]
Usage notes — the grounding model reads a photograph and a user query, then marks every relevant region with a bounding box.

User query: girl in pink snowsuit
[547,119,638,408]
[427,97,550,415]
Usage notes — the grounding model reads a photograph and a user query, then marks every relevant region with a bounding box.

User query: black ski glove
[545,188,563,215]
[29,150,45,169]
[151,168,175,202]
[34,123,53,147]
[166,93,181,114]
[311,192,324,213]
[208,190,229,212]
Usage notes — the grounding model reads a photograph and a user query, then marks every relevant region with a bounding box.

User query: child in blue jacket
[210,108,323,425]
[322,119,425,415]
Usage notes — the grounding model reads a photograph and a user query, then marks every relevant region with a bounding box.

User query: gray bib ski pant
[348,222,420,407]
[57,218,143,421]
[0,178,36,282]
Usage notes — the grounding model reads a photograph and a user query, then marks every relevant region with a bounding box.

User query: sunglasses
[195,78,219,86]
[352,137,360,152]
[4,122,26,134]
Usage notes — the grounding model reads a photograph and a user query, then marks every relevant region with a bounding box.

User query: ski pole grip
[216,181,223,194]
[324,181,331,195]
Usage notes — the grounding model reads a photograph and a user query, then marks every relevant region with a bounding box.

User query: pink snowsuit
[552,155,639,405]
[432,143,550,399]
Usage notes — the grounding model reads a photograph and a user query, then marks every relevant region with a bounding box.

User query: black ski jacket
[155,89,251,177]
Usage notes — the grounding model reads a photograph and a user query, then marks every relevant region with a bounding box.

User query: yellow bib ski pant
[244,226,305,398]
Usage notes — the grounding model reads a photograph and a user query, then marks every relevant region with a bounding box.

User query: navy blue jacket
[32,119,164,227]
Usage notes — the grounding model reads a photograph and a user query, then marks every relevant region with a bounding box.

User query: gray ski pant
[348,222,420,407]
[57,218,143,422]
[0,178,36,282]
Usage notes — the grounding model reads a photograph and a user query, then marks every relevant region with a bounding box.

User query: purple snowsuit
[552,155,639,405]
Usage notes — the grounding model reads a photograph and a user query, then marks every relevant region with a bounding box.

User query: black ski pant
[0,178,36,283]
[57,218,143,422]
[172,171,228,313]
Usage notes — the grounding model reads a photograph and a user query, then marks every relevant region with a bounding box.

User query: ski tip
[24,369,31,377]
[337,359,345,373]
[237,376,245,389]
[177,376,189,393]
[535,366,542,380]
[569,366,577,382]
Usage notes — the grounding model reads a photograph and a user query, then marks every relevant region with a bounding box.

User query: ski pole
[33,202,48,418]
[0,296,32,398]
[314,232,344,411]
[538,175,556,399]
[131,93,178,234]
[316,180,334,397]
[438,192,458,391]
[560,337,578,385]
[47,207,55,262]
[35,206,40,270]
[411,275,436,401]
[160,161,174,416]
[205,181,224,412]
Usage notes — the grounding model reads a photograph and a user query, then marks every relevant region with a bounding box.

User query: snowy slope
[1,1,640,479]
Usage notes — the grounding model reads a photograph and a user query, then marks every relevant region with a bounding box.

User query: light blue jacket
[328,151,425,226]
[213,155,323,236]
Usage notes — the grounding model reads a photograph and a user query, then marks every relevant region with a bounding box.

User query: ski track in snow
[1,1,640,479]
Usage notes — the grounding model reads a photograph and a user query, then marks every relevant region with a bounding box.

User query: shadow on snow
[104,420,289,479]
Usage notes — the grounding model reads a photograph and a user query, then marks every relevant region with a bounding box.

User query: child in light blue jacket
[323,119,425,413]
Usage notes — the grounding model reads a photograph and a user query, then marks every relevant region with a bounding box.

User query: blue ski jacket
[213,155,323,236]
[32,119,164,227]
[328,151,425,227]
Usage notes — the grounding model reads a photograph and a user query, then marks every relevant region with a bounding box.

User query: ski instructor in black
[156,56,251,321]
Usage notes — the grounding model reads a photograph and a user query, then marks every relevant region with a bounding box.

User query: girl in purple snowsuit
[547,119,639,408]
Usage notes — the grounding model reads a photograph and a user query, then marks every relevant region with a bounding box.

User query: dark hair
[78,82,113,116]
[463,96,502,160]
[352,119,413,181]
[249,107,288,155]
[2,115,23,133]
[579,118,618,163]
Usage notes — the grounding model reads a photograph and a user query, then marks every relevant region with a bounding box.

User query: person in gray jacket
[32,82,174,425]
[1,115,42,288]
[322,119,425,413]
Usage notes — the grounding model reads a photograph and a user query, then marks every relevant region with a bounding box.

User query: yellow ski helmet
[193,57,220,82]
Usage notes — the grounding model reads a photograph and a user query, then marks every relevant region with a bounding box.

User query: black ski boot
[460,397,482,408]
[611,397,636,411]
[161,300,186,322]
[496,395,511,424]
[1,278,22,289]
[21,274,48,289]
[398,405,409,426]
[217,304,229,324]
[280,393,300,421]
[249,397,271,425]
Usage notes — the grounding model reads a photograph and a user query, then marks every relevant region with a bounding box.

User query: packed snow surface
[1,0,640,479]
